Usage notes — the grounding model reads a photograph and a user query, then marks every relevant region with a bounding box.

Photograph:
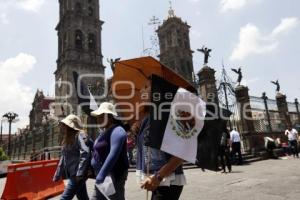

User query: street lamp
[3,112,18,157]
[0,117,5,145]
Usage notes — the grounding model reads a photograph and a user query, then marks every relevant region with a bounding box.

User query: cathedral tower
[157,5,194,82]
[55,0,105,115]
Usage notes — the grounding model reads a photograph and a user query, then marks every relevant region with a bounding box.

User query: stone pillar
[276,93,291,128]
[295,98,300,124]
[17,136,21,160]
[24,132,27,160]
[235,85,255,152]
[235,86,255,133]
[197,66,219,104]
[32,130,36,152]
[262,92,272,132]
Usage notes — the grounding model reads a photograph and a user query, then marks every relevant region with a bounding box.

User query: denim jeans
[60,177,89,200]
[220,146,232,172]
[289,140,299,157]
[90,171,128,200]
[231,142,243,165]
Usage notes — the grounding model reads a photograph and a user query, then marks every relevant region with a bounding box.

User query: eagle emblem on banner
[171,110,197,139]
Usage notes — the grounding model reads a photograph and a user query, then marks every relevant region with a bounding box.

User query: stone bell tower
[157,4,194,83]
[54,0,105,115]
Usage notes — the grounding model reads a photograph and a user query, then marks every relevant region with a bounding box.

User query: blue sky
[0,0,299,130]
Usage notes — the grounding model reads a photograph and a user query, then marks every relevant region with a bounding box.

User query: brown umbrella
[111,56,196,124]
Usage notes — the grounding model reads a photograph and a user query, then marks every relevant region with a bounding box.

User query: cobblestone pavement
[1,157,300,200]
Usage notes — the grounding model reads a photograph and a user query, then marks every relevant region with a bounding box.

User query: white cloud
[15,0,45,12]
[220,0,249,12]
[0,13,9,24]
[0,0,45,12]
[271,17,299,37]
[230,18,299,61]
[191,29,202,38]
[230,24,277,60]
[0,53,36,129]
[0,0,45,24]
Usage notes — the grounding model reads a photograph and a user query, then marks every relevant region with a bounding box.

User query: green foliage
[0,147,9,161]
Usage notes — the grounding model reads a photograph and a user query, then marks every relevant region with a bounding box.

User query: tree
[0,147,9,161]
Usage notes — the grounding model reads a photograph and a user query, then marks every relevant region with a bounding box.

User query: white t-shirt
[285,129,298,141]
[230,130,241,143]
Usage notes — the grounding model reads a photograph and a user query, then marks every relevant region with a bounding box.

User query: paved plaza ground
[1,157,300,200]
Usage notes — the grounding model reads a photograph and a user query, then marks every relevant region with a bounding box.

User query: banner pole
[146,146,150,200]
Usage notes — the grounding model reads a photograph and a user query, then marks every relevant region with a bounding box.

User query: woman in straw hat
[90,102,129,200]
[53,114,91,200]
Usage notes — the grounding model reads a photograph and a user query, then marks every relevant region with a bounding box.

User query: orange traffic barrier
[1,160,65,200]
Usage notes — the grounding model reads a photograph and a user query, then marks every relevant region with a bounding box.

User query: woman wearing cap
[53,114,91,200]
[90,102,129,200]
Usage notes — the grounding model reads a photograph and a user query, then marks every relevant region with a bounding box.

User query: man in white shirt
[230,129,243,165]
[285,126,299,158]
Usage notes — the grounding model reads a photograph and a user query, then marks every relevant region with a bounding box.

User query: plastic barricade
[1,160,65,200]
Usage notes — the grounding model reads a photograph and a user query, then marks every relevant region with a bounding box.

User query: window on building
[177,38,182,47]
[75,2,82,13]
[167,34,172,47]
[75,30,83,49]
[180,59,185,67]
[184,40,189,49]
[186,61,191,76]
[88,7,94,16]
[88,33,96,50]
[160,42,166,51]
[170,60,176,69]
[63,33,67,51]
[59,38,62,55]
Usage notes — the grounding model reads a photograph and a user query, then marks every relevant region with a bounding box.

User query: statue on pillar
[108,58,121,73]
[271,80,280,93]
[231,67,243,86]
[197,46,212,65]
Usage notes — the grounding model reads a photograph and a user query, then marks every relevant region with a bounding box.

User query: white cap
[91,102,118,117]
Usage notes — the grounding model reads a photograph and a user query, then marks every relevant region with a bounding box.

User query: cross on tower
[148,16,160,30]
[168,1,175,18]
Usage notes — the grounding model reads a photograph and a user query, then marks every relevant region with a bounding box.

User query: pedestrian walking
[137,79,186,200]
[127,121,140,166]
[264,136,278,159]
[285,126,299,158]
[230,129,243,165]
[127,133,136,165]
[219,122,231,173]
[90,102,129,200]
[53,114,91,200]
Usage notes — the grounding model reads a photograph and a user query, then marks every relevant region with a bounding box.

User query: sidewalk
[1,157,300,199]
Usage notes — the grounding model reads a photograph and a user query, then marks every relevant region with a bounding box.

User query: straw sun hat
[91,102,118,117]
[60,114,83,131]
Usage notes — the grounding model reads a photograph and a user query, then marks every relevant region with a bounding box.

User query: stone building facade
[29,90,55,130]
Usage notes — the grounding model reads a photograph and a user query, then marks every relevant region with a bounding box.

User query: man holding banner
[136,75,206,199]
